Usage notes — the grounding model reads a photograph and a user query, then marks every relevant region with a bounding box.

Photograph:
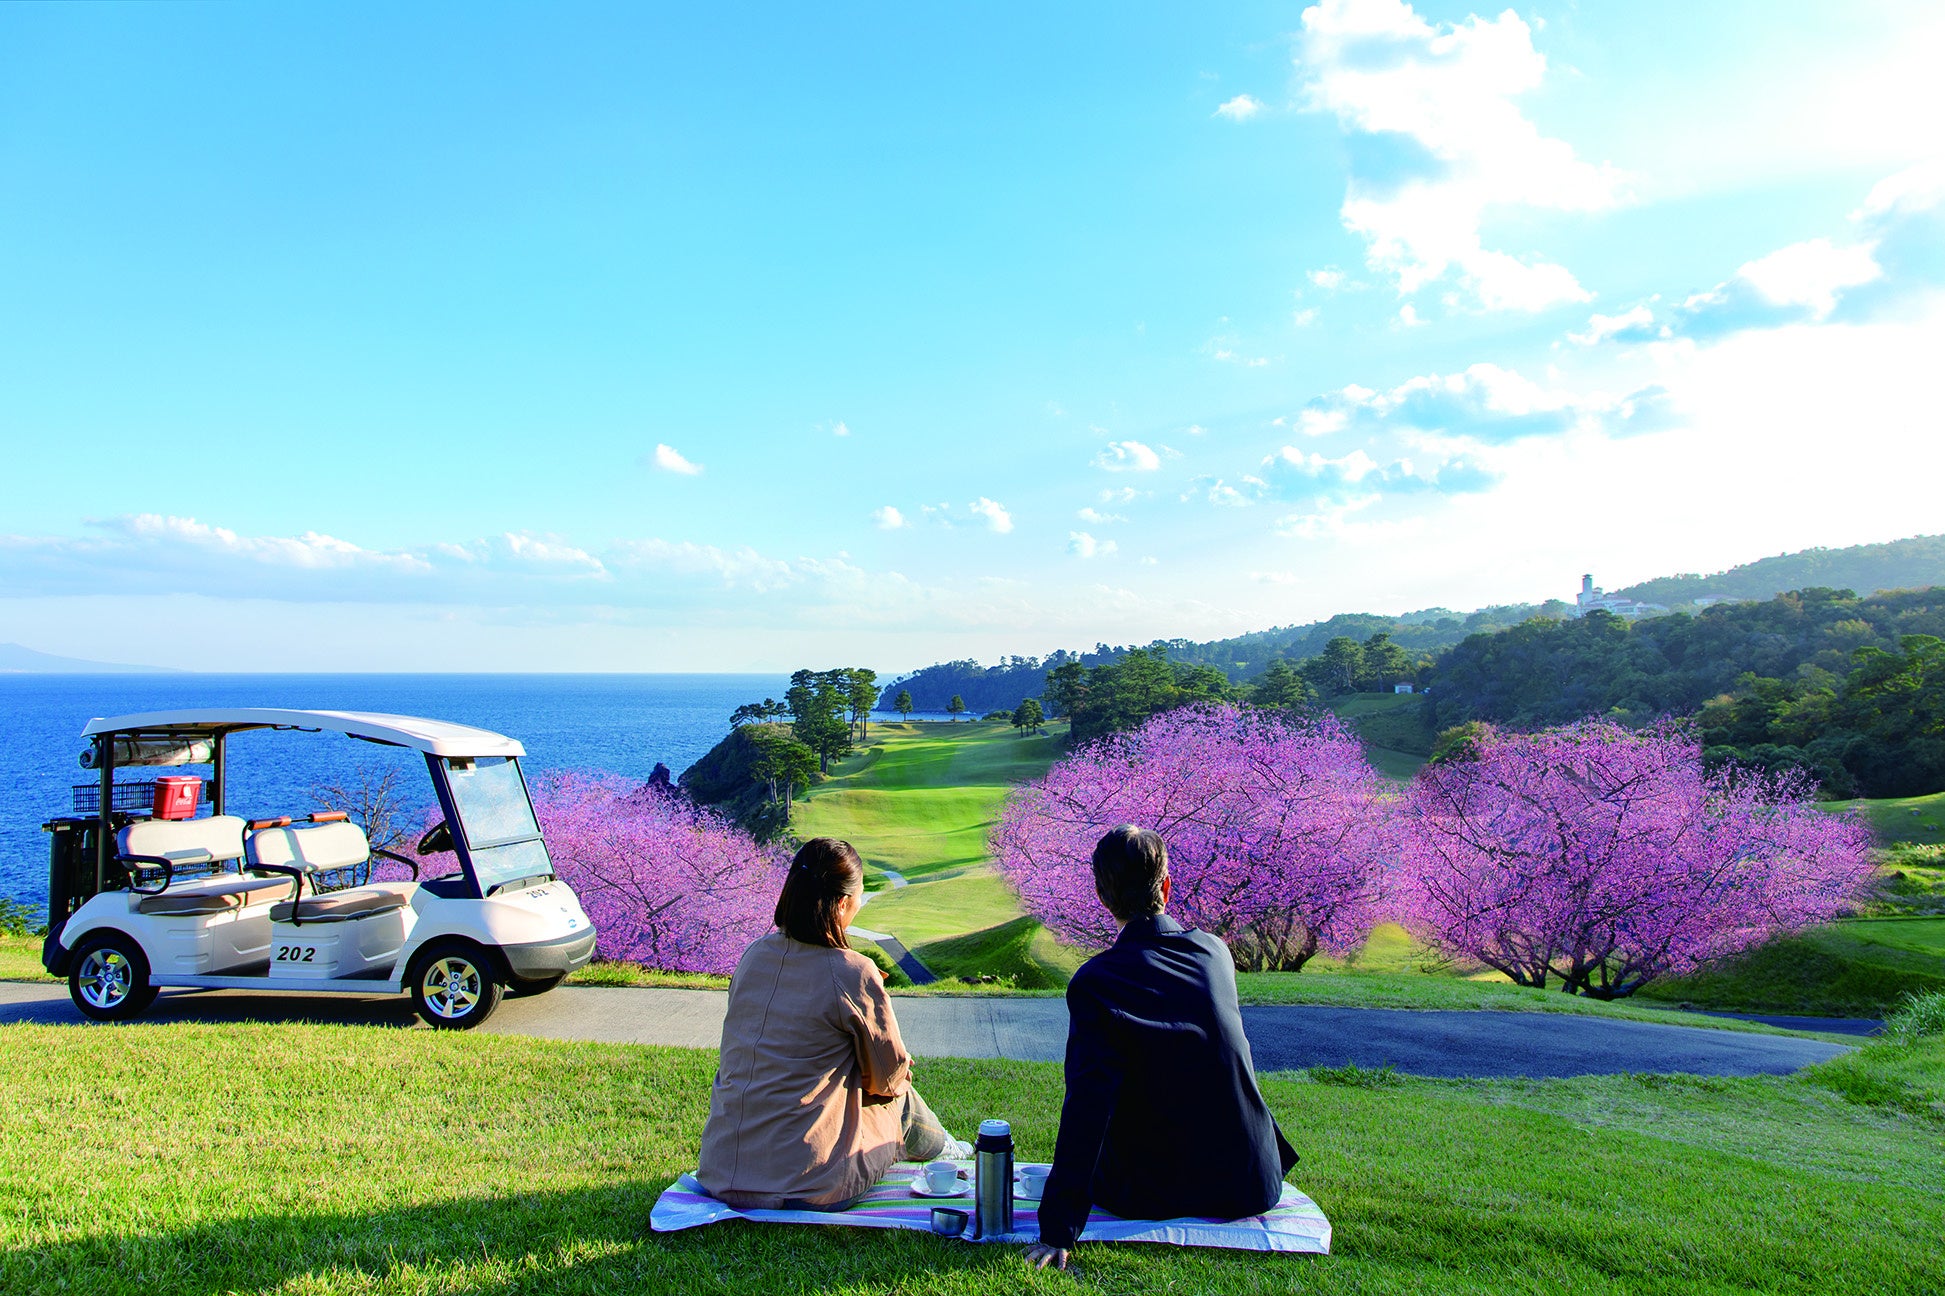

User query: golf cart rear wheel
[411,940,504,1029]
[69,933,159,1022]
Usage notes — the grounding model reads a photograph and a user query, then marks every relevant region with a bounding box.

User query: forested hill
[880,605,1563,714]
[1429,587,1945,797]
[1612,534,1945,606]
[879,533,1945,715]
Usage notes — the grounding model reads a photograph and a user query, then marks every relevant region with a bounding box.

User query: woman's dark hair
[1092,824,1168,921]
[775,837,865,949]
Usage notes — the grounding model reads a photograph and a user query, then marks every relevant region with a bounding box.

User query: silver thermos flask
[973,1118,1014,1239]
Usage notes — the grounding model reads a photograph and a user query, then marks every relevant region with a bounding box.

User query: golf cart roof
[81,709,526,758]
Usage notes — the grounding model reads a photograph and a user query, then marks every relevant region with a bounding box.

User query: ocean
[0,673,791,909]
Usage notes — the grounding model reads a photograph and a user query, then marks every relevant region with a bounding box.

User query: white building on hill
[1573,574,1669,620]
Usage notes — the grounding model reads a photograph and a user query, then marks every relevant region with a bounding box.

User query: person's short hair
[1091,824,1168,921]
[775,837,864,948]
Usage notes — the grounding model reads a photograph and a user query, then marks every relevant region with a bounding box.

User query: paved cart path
[0,981,1850,1078]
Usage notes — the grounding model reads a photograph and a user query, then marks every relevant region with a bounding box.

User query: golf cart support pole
[95,737,112,896]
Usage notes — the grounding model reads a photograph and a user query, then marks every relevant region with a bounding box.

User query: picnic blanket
[650,1161,1331,1254]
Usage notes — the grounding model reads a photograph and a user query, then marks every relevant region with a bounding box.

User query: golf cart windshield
[443,757,553,891]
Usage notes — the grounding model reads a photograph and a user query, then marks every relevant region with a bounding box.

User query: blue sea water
[0,673,788,909]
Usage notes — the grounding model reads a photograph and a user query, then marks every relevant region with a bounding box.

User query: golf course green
[773,715,1945,1020]
[791,719,1085,987]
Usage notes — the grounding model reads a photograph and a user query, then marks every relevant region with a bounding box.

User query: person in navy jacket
[1025,824,1298,1269]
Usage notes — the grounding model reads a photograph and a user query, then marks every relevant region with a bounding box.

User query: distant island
[0,642,179,674]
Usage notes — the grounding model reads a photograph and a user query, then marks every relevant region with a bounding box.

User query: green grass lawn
[1,1021,1939,1294]
[1324,693,1434,781]
[793,721,1064,964]
[0,933,52,982]
[1640,916,1945,1017]
[1827,788,1945,846]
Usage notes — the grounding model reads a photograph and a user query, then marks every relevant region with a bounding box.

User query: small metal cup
[929,1206,969,1237]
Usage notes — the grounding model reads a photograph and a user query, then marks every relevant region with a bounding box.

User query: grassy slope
[792,721,1070,983]
[1324,693,1433,782]
[1827,789,1945,846]
[1,1022,1939,1295]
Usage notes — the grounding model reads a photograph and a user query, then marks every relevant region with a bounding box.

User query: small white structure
[1393,683,1415,694]
[1573,574,1668,620]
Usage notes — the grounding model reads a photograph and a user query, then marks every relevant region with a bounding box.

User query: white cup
[1017,1166,1050,1200]
[923,1160,959,1194]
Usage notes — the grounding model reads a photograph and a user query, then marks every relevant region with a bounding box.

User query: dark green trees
[746,726,817,825]
[893,689,914,721]
[787,669,855,773]
[1013,697,1045,735]
[1055,646,1236,745]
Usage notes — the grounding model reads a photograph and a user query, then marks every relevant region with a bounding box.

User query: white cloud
[969,497,1014,533]
[1093,440,1163,472]
[871,505,906,530]
[1272,447,1383,483]
[1209,343,1272,367]
[1069,531,1118,558]
[832,421,852,438]
[1098,486,1145,504]
[1569,304,1660,346]
[1077,507,1127,525]
[1296,0,1623,311]
[1297,407,1348,437]
[1292,307,1320,327]
[1731,238,1882,318]
[1184,423,1209,436]
[1215,93,1265,121]
[1252,570,1301,585]
[1308,268,1347,291]
[1856,158,1945,222]
[653,443,704,475]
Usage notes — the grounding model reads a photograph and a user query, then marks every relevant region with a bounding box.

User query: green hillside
[789,720,1078,986]
[1326,692,1436,781]
[1614,533,1945,605]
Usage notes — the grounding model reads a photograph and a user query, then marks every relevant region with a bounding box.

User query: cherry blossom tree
[529,772,788,974]
[1401,720,1874,998]
[994,705,1398,971]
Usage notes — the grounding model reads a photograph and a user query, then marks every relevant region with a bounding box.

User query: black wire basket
[71,781,161,815]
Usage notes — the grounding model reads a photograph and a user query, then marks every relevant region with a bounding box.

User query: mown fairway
[790,720,1081,985]
[2,1021,1940,1295]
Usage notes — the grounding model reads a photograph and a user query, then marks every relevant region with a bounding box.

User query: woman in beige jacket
[697,837,962,1210]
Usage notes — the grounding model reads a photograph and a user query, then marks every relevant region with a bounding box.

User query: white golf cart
[40,709,595,1029]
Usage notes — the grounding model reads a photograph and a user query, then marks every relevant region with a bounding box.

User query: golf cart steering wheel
[417,820,454,855]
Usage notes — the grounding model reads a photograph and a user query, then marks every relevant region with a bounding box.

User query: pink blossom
[994,706,1398,971]
[1401,720,1875,997]
[529,771,788,974]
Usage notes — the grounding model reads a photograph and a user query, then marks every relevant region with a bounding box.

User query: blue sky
[3,1,1942,672]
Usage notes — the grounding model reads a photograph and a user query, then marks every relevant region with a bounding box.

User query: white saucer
[908,1172,971,1198]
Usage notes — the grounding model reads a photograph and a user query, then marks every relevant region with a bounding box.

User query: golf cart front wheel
[69,933,159,1022]
[411,941,504,1029]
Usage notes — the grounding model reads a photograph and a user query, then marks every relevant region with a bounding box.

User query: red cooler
[152,776,202,820]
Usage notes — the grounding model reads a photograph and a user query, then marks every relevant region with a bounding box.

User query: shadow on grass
[0,987,423,1029]
[2,1182,1055,1296]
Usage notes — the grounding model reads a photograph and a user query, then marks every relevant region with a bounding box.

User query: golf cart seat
[135,875,294,915]
[117,816,295,913]
[268,888,409,923]
[248,820,412,925]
